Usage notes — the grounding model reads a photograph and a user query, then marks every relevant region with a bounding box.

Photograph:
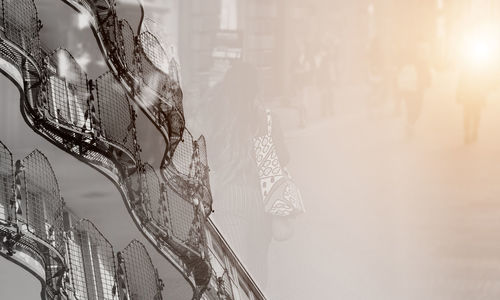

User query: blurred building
[178,0,285,100]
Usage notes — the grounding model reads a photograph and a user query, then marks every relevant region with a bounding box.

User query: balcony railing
[0,142,163,300]
[0,0,266,299]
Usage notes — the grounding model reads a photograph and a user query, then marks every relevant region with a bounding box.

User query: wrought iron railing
[0,142,163,300]
[66,219,119,300]
[0,0,266,299]
[120,239,163,300]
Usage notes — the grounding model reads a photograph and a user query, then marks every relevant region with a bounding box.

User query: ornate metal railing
[0,0,266,299]
[66,219,119,300]
[0,141,163,300]
[120,239,163,300]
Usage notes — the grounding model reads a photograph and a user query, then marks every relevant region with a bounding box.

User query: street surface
[266,70,500,299]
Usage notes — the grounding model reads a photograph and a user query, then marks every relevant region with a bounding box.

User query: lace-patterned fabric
[253,110,305,216]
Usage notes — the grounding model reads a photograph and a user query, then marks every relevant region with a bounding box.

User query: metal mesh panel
[164,130,214,215]
[66,219,118,300]
[138,31,170,75]
[143,164,168,230]
[121,240,162,300]
[22,150,65,254]
[216,269,234,300]
[196,136,209,170]
[118,20,138,76]
[164,183,200,250]
[169,129,195,178]
[45,49,90,132]
[138,31,184,112]
[194,135,213,214]
[141,19,181,86]
[96,71,135,154]
[2,0,41,62]
[126,165,150,224]
[166,110,185,152]
[0,142,13,222]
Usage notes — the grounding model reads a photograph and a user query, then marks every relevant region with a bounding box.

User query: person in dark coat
[203,62,291,287]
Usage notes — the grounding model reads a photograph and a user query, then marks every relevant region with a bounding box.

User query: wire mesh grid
[66,219,118,300]
[142,164,169,231]
[213,265,234,300]
[166,110,185,151]
[164,183,200,251]
[141,18,181,84]
[138,31,183,110]
[118,19,138,76]
[121,240,162,300]
[138,19,184,112]
[0,141,13,222]
[96,71,136,154]
[194,135,213,214]
[45,49,90,133]
[168,129,195,179]
[138,31,170,76]
[2,0,42,63]
[22,150,65,254]
[163,129,214,216]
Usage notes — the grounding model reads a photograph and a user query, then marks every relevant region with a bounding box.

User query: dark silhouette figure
[457,69,487,144]
[396,46,431,137]
[203,62,290,287]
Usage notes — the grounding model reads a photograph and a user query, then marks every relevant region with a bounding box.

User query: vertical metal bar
[21,167,28,231]
[63,78,72,125]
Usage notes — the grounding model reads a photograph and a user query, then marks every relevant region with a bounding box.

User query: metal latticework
[143,164,168,230]
[164,183,200,251]
[0,142,13,222]
[217,270,234,300]
[22,150,64,254]
[95,71,135,155]
[138,31,184,114]
[138,31,170,76]
[139,19,183,114]
[118,19,138,76]
[169,129,195,179]
[90,0,119,50]
[121,240,162,300]
[2,0,41,62]
[194,135,212,214]
[45,49,90,132]
[66,219,118,300]
[164,130,213,216]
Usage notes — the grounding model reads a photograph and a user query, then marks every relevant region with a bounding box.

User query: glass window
[220,0,238,30]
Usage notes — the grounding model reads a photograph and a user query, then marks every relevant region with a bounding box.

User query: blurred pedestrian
[456,69,488,144]
[291,40,313,128]
[317,36,337,117]
[396,45,431,136]
[203,62,292,287]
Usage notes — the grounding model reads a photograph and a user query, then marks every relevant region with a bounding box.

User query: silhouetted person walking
[397,47,431,137]
[457,70,487,144]
[203,62,291,287]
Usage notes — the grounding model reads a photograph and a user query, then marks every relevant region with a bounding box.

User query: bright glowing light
[462,31,500,68]
[468,38,492,63]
